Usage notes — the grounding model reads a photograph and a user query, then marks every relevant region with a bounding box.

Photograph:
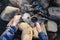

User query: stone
[39,0,49,8]
[48,7,60,19]
[9,0,30,8]
[47,20,57,32]
[54,0,60,6]
[1,6,20,21]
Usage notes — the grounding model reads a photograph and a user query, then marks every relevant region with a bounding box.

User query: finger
[35,22,40,26]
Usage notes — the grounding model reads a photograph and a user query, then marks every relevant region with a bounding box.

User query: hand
[12,15,21,26]
[35,22,42,32]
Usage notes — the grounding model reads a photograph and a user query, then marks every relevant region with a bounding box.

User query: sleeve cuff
[10,26,17,32]
[38,32,46,36]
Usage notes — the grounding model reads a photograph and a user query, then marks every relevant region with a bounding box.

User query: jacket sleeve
[38,32,48,40]
[0,26,17,40]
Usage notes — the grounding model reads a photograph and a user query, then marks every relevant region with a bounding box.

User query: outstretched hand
[35,22,42,33]
[12,15,21,26]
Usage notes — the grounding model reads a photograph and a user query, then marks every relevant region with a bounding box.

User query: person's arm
[0,15,21,40]
[35,22,48,40]
[38,32,48,40]
[0,26,17,40]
